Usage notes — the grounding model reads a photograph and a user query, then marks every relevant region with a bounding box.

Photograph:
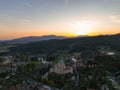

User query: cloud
[109,15,120,23]
[16,18,32,24]
[23,2,32,7]
[64,0,70,5]
[4,17,32,24]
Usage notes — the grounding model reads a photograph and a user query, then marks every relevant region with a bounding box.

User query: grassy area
[0,45,16,52]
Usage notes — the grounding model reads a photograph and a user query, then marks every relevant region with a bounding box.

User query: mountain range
[10,33,120,54]
[0,35,67,43]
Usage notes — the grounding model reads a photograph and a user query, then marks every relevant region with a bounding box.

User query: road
[73,65,79,87]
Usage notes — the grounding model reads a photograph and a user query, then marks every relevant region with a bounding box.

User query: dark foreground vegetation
[0,34,120,90]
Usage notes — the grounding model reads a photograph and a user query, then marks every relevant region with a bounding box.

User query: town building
[50,58,73,74]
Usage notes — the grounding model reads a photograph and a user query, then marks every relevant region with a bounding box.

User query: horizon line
[0,33,120,41]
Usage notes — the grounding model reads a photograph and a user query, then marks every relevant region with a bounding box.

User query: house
[40,86,51,90]
[38,57,47,63]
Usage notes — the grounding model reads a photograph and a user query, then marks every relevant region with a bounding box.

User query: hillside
[2,35,66,43]
[10,34,120,54]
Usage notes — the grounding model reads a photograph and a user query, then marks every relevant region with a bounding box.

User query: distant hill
[2,35,67,43]
[10,33,120,54]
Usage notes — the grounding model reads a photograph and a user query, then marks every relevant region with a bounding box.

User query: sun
[71,20,96,36]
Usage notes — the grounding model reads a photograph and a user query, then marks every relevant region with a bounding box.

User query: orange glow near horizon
[0,19,120,40]
[1,29,120,40]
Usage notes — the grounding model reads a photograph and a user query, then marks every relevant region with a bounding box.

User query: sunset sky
[0,0,120,40]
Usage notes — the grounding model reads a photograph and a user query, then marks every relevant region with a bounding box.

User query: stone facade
[50,58,73,74]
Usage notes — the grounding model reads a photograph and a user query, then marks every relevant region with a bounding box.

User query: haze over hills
[0,35,90,44]
[0,35,67,43]
[0,34,118,44]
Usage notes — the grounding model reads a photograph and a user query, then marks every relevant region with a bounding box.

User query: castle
[50,58,73,74]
